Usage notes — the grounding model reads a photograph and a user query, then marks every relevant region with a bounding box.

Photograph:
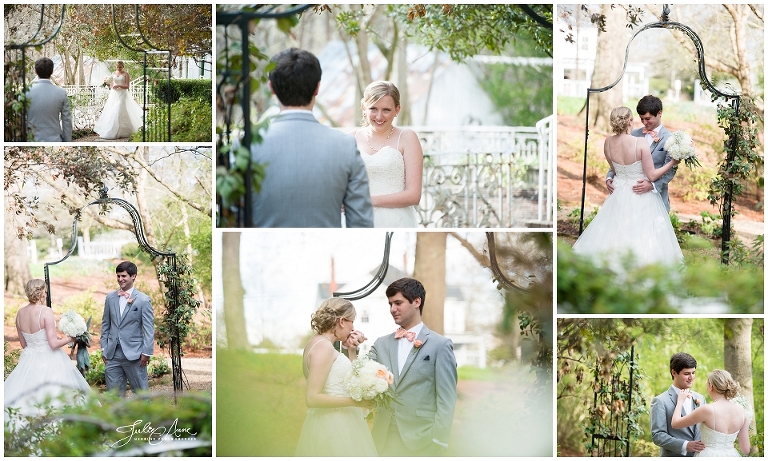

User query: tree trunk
[723,318,755,449]
[587,4,626,132]
[4,209,31,297]
[412,232,446,334]
[222,232,250,349]
[396,34,411,126]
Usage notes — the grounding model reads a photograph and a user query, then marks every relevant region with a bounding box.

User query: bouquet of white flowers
[731,394,754,425]
[665,130,700,169]
[59,310,88,337]
[344,355,397,414]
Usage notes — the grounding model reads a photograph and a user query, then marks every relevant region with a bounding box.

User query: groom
[606,94,677,211]
[650,352,706,456]
[369,277,458,456]
[26,57,72,142]
[250,47,374,227]
[100,261,155,397]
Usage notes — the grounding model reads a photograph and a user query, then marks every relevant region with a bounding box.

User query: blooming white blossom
[59,310,87,337]
[731,394,754,425]
[344,355,395,412]
[665,130,700,168]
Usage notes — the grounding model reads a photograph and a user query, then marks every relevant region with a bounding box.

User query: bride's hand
[343,330,367,349]
[353,399,374,409]
[677,388,692,404]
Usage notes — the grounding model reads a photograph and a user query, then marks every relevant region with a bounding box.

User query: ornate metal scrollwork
[44,188,185,398]
[579,5,741,263]
[333,232,393,300]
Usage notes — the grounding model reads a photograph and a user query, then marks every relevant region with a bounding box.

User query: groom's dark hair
[669,352,697,379]
[34,58,54,79]
[116,260,138,277]
[386,278,426,315]
[268,48,322,107]
[636,95,663,116]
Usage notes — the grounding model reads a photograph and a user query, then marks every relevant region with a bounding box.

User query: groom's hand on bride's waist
[686,440,705,453]
[632,179,654,194]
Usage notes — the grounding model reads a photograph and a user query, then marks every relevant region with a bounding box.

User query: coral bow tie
[395,328,416,342]
[117,290,131,298]
[642,128,658,137]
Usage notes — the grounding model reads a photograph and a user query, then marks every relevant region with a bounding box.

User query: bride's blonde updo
[310,297,356,334]
[25,279,46,304]
[360,81,400,127]
[708,369,740,400]
[609,106,633,134]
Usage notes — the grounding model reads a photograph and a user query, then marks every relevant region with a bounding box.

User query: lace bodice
[323,353,352,397]
[612,161,647,183]
[20,329,49,350]
[361,147,407,196]
[112,73,128,86]
[700,423,739,449]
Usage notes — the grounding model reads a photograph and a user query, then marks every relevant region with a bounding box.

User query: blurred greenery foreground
[557,241,764,314]
[3,391,212,456]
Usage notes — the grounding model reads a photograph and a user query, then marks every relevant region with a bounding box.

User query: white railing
[77,237,133,260]
[414,117,553,228]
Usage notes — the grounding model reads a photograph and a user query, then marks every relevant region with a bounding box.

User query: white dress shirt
[672,385,695,455]
[119,287,134,317]
[396,322,424,375]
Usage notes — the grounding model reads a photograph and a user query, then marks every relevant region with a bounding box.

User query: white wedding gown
[696,405,745,457]
[295,352,378,456]
[4,312,91,431]
[94,72,143,139]
[360,131,418,227]
[572,160,683,269]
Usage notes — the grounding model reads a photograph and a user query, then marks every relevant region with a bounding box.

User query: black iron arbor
[578,5,743,264]
[4,4,172,141]
[43,188,188,398]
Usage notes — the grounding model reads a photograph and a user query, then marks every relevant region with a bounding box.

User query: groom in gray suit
[650,352,706,456]
[250,48,373,227]
[100,261,155,397]
[369,278,458,456]
[606,94,677,211]
[26,57,72,142]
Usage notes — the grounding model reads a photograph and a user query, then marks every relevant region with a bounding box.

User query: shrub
[4,341,21,379]
[85,351,171,386]
[119,242,153,266]
[60,288,101,326]
[153,79,211,104]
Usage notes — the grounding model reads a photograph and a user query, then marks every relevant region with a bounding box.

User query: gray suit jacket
[651,386,704,457]
[606,126,676,211]
[368,325,458,452]
[250,111,373,227]
[100,289,155,361]
[26,79,72,142]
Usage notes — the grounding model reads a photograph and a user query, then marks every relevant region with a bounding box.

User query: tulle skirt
[4,343,92,430]
[294,407,378,456]
[573,179,683,270]
[94,88,143,139]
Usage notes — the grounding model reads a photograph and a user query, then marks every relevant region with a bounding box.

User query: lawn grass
[216,349,553,456]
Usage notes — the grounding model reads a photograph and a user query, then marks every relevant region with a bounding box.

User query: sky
[214,231,510,348]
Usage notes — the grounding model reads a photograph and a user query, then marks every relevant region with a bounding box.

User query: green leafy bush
[85,351,171,386]
[60,288,101,326]
[4,341,21,379]
[153,79,211,104]
[119,242,154,266]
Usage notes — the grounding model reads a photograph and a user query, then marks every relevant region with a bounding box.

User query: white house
[317,265,488,368]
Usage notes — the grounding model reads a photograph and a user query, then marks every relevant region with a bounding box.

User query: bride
[94,60,143,139]
[572,106,682,269]
[352,81,423,228]
[294,298,377,456]
[672,370,751,457]
[4,279,92,430]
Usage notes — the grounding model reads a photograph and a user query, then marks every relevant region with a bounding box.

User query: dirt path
[557,114,764,240]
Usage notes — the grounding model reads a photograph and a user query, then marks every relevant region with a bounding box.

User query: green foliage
[120,242,154,266]
[185,310,212,352]
[725,235,765,269]
[133,94,212,142]
[478,62,552,126]
[557,96,585,116]
[557,240,764,314]
[393,4,553,60]
[4,56,30,141]
[4,341,21,379]
[156,256,202,356]
[708,96,764,262]
[216,349,305,456]
[60,288,101,326]
[153,79,212,104]
[4,392,211,456]
[568,206,599,229]
[700,211,723,238]
[85,351,171,386]
[188,226,212,295]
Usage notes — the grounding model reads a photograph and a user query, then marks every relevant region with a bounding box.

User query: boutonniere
[412,339,423,354]
[653,137,660,144]
[694,398,701,407]
[127,298,135,305]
